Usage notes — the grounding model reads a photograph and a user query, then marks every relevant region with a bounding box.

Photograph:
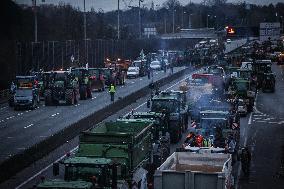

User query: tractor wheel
[87,87,92,98]
[45,89,52,106]
[79,85,87,100]
[65,89,74,105]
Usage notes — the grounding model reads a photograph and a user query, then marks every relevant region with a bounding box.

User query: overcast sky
[16,0,283,12]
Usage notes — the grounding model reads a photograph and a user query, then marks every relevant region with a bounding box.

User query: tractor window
[151,100,178,113]
[65,165,111,187]
[54,81,65,88]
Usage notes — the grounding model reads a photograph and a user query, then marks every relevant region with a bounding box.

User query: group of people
[183,125,251,176]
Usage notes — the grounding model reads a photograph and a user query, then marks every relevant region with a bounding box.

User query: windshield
[151,62,160,66]
[235,82,247,91]
[200,118,228,130]
[128,67,137,72]
[15,89,33,96]
[151,100,178,113]
[65,166,111,187]
[208,67,223,76]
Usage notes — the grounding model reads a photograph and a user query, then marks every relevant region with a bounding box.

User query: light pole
[172,8,175,33]
[207,14,210,28]
[182,10,186,28]
[138,0,143,38]
[32,0,38,42]
[117,0,120,40]
[83,0,87,64]
[188,13,193,28]
[281,16,284,34]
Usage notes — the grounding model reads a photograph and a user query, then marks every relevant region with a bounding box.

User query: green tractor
[44,71,79,106]
[262,72,276,92]
[150,91,189,143]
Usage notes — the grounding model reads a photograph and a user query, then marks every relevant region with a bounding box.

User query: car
[126,66,140,78]
[226,39,231,44]
[150,60,162,70]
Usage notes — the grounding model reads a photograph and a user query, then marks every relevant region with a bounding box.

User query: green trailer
[76,120,154,187]
[37,179,93,189]
[123,112,171,168]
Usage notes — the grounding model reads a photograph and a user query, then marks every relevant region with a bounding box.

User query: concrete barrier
[0,67,190,183]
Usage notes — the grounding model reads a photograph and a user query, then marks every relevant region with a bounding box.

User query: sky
[15,0,283,12]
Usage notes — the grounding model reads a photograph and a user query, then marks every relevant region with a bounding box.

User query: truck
[12,76,40,110]
[150,91,189,143]
[39,119,157,189]
[154,149,233,189]
[44,71,79,106]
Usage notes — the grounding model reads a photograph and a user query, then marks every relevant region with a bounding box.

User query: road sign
[259,22,281,42]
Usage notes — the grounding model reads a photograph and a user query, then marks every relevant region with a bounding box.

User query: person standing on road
[109,83,116,102]
[147,67,151,79]
[240,147,251,176]
[170,64,174,74]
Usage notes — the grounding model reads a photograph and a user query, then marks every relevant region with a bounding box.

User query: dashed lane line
[24,124,34,129]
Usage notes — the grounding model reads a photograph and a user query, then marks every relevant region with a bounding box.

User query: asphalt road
[0,67,202,189]
[0,67,186,163]
[237,64,284,189]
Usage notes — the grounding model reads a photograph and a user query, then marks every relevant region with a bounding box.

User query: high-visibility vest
[109,85,116,93]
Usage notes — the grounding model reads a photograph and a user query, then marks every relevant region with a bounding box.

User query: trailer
[154,150,233,189]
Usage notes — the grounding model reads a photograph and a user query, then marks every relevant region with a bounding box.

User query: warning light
[227,27,235,35]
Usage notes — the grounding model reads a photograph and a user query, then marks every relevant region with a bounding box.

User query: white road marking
[7,136,14,139]
[256,120,266,123]
[15,146,79,189]
[0,106,7,110]
[24,124,34,129]
[278,121,284,125]
[16,68,198,189]
[248,112,253,125]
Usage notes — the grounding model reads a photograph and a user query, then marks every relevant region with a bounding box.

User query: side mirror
[53,162,59,176]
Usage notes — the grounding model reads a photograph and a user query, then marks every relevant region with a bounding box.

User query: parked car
[226,39,232,44]
[127,66,140,78]
[150,60,162,70]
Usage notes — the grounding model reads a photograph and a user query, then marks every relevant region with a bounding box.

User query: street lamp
[281,16,284,34]
[32,0,38,42]
[182,11,186,28]
[207,14,210,28]
[172,9,176,33]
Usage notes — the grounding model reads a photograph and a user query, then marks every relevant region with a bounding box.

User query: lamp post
[32,0,38,42]
[207,14,210,28]
[172,8,176,33]
[117,0,120,40]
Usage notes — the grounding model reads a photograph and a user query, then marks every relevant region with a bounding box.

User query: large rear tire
[65,89,74,105]
[45,89,52,106]
[79,85,87,100]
